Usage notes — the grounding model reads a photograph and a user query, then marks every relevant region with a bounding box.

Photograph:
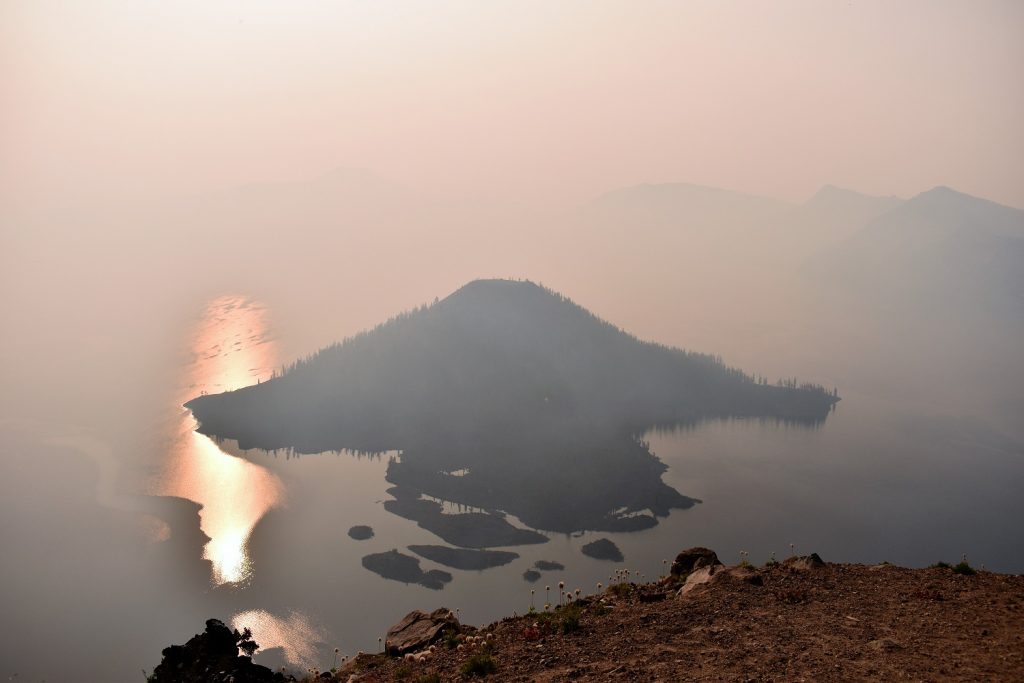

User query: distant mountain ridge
[578,181,909,264]
[799,185,905,235]
[583,181,1022,323]
[802,184,903,211]
[884,185,1024,239]
[813,185,1024,320]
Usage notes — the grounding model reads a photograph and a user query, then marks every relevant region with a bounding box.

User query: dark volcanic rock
[348,525,374,540]
[523,569,542,583]
[362,549,453,590]
[384,493,547,548]
[533,560,565,571]
[408,544,519,570]
[385,608,459,655]
[671,547,721,576]
[150,619,291,683]
[417,571,452,590]
[786,553,826,570]
[678,564,725,595]
[581,538,624,562]
[186,280,835,540]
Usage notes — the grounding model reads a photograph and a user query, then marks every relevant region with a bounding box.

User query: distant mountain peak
[898,186,1024,234]
[451,277,543,294]
[909,185,999,207]
[808,183,853,199]
[441,278,553,307]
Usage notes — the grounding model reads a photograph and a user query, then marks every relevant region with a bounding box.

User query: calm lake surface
[2,294,1022,682]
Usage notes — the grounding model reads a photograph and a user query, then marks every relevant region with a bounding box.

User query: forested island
[187,279,837,539]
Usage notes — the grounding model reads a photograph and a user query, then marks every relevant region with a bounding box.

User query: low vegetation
[952,561,977,576]
[931,559,978,575]
[459,653,497,677]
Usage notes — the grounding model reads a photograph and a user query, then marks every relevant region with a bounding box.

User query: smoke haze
[1,3,1022,681]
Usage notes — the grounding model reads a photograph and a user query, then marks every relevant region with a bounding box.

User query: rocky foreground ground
[153,550,1024,682]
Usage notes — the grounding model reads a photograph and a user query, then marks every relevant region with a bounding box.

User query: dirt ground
[334,560,1024,682]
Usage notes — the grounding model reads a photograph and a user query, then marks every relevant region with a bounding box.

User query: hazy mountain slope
[800,187,1024,432]
[781,185,905,255]
[573,182,903,279]
[815,186,1024,320]
[801,185,903,228]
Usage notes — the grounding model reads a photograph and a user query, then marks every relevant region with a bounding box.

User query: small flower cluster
[403,644,437,664]
[610,568,633,584]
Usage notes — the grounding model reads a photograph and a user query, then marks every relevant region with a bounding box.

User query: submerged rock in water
[384,493,547,548]
[362,549,453,590]
[581,538,624,562]
[418,570,452,590]
[408,544,519,570]
[348,525,374,540]
[522,569,542,583]
[533,560,565,571]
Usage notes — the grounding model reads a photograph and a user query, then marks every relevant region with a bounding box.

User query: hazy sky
[3,0,1022,209]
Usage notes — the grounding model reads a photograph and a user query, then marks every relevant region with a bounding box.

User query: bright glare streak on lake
[155,296,284,585]
[232,609,325,670]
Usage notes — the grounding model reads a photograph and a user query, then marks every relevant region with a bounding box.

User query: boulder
[385,608,459,655]
[678,564,724,595]
[670,547,721,577]
[785,553,826,570]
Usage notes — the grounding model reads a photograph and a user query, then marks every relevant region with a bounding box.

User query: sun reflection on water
[157,295,284,585]
[232,610,324,670]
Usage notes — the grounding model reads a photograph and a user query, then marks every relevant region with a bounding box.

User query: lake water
[1,293,1022,682]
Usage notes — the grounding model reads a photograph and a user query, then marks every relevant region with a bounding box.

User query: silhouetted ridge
[803,185,903,218]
